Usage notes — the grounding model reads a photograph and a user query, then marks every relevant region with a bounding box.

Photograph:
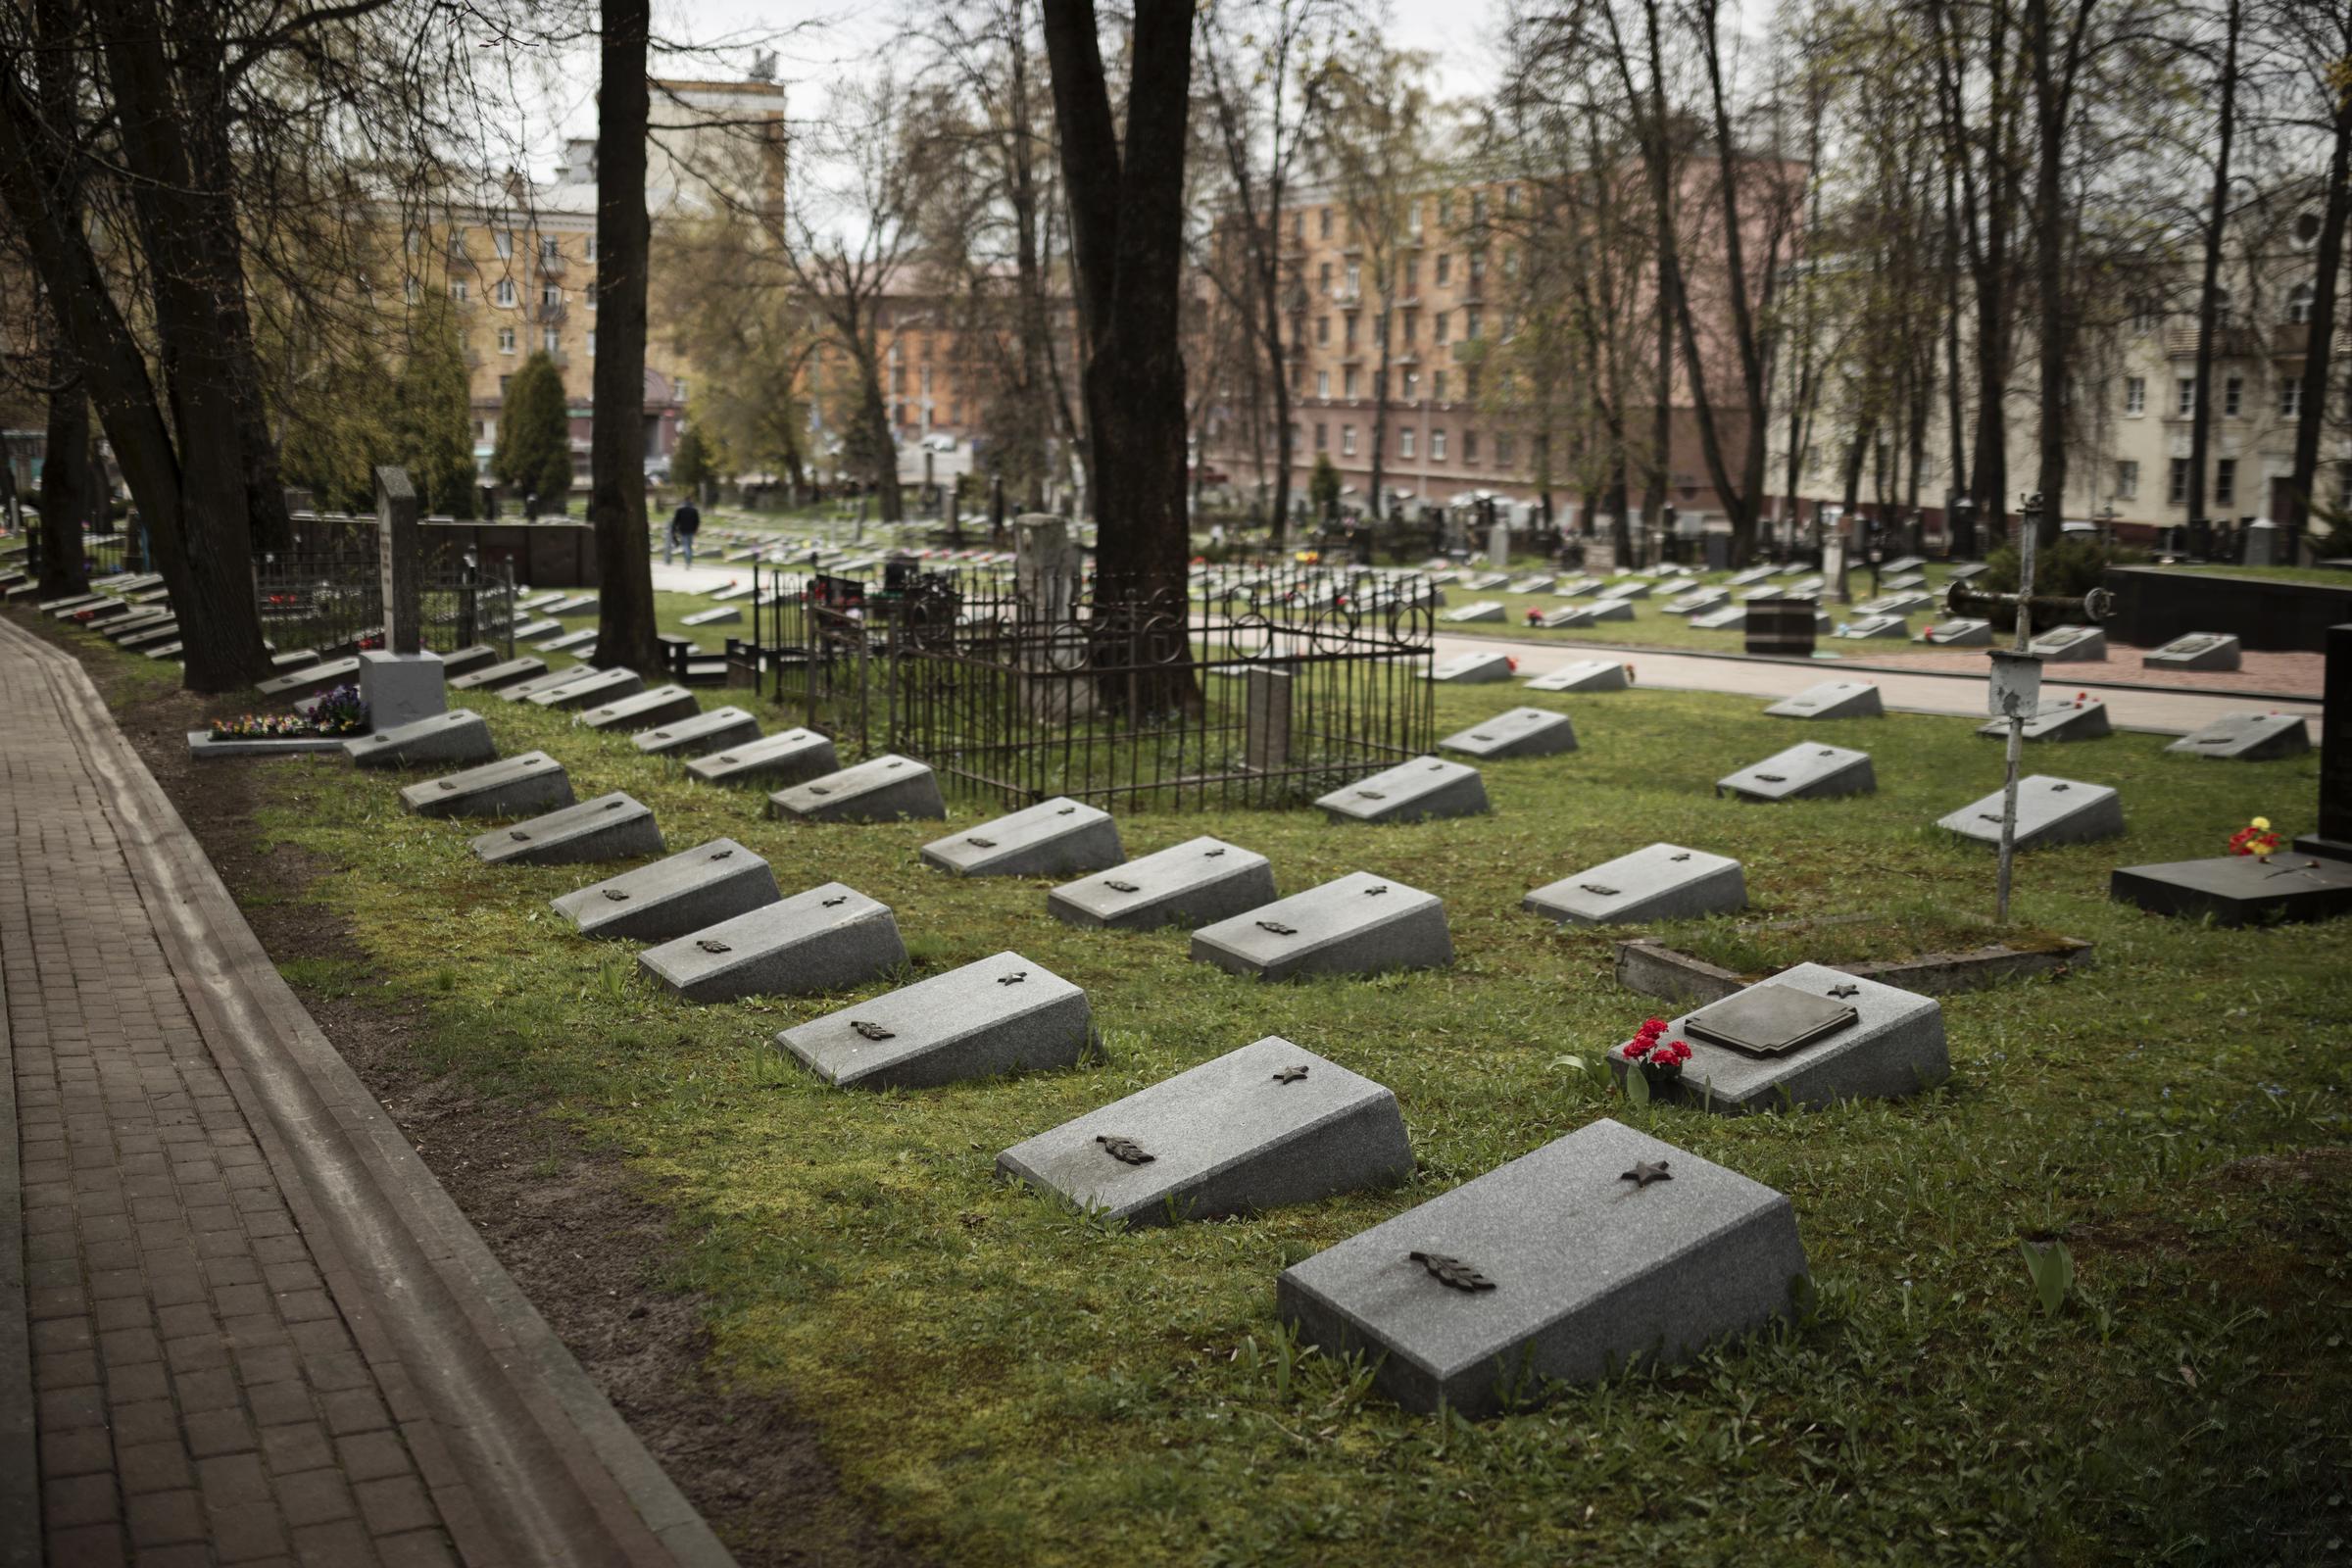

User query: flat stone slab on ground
[1882,572,1928,590]
[1525,660,1631,693]
[686,726,838,786]
[1427,651,1514,683]
[1765,680,1884,720]
[184,730,352,760]
[2110,853,2352,927]
[1663,589,1730,615]
[1524,843,1745,925]
[638,881,906,1002]
[681,606,742,626]
[1718,743,1875,802]
[1937,774,2123,849]
[1917,618,1990,647]
[1442,602,1506,624]
[534,628,599,655]
[635,707,760,758]
[514,618,564,641]
[2144,631,2241,672]
[1276,1117,1807,1416]
[1596,579,1651,601]
[2164,712,2310,761]
[2029,625,2106,662]
[1047,836,1276,931]
[552,838,780,940]
[1439,708,1578,760]
[998,1035,1412,1228]
[1832,614,1908,640]
[400,751,572,819]
[529,667,644,710]
[496,666,595,703]
[346,709,496,769]
[1192,871,1452,981]
[1977,697,2112,743]
[437,645,501,679]
[921,797,1124,877]
[471,792,663,866]
[578,684,699,731]
[1689,606,1748,632]
[544,594,600,616]
[255,657,361,703]
[450,656,547,693]
[775,951,1091,1090]
[1316,756,1489,823]
[1858,593,1931,616]
[1611,961,1950,1113]
[768,754,948,822]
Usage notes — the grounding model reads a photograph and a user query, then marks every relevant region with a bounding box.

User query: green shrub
[1976,536,2146,599]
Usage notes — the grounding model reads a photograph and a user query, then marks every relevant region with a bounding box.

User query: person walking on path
[664,497,702,567]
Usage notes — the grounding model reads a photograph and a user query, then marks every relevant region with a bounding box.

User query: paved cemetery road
[0,616,733,1568]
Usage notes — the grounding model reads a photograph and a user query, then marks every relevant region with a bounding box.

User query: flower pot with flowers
[1624,1017,1693,1096]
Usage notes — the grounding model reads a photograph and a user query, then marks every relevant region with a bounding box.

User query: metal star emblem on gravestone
[1756,772,1788,782]
[510,829,531,841]
[1684,983,1859,1056]
[1619,1160,1673,1189]
[1670,853,1691,861]
[966,836,997,848]
[1102,878,1141,893]
[1828,983,1860,999]
[850,1019,895,1041]
[1095,1135,1154,1165]
[709,848,734,859]
[997,971,1027,985]
[602,889,630,902]
[1203,848,1227,858]
[1272,1065,1309,1084]
[1357,789,1387,801]
[1408,1250,1496,1292]
[808,785,832,796]
[1256,920,1298,936]
[697,939,730,954]
[1364,885,1388,896]
[1056,806,1076,815]
[1579,882,1620,897]
[821,895,849,906]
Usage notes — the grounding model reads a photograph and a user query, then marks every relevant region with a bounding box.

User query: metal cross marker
[1096,1135,1154,1165]
[1408,1250,1496,1292]
[1272,1065,1309,1084]
[850,1019,894,1041]
[1620,1160,1673,1189]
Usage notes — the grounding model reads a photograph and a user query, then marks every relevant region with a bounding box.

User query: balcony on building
[534,300,568,325]
[2164,323,2260,360]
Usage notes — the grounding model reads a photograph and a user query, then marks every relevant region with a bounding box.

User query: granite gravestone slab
[530,667,642,712]
[1610,962,1949,1114]
[1506,574,1557,595]
[1832,614,1908,641]
[1438,708,1578,760]
[496,666,596,703]
[270,652,320,671]
[1975,696,2111,743]
[1936,774,2123,849]
[516,590,567,612]
[920,797,1124,877]
[1728,565,1778,587]
[1883,555,1925,573]
[1315,757,1490,823]
[1765,680,1884,720]
[400,752,571,818]
[997,1036,1413,1227]
[63,597,134,623]
[143,641,183,661]
[450,657,547,693]
[1275,1117,1808,1416]
[1596,579,1651,601]
[2110,852,2352,927]
[687,727,838,787]
[35,593,104,614]
[1192,871,1452,981]
[544,594,600,617]
[638,881,906,1002]
[1458,572,1509,593]
[103,611,174,641]
[1554,576,1604,597]
[513,618,564,642]
[1427,652,1514,684]
[1663,588,1730,616]
[1689,606,1748,632]
[1716,744,1876,802]
[768,755,948,823]
[1947,562,1989,582]
[346,709,495,770]
[1442,602,1506,624]
[535,628,598,656]
[681,606,742,627]
[1523,843,1746,925]
[1525,660,1631,693]
[552,838,781,941]
[256,657,362,704]
[578,685,699,732]
[775,951,1091,1090]
[1047,837,1276,931]
[1541,601,1635,628]
[437,645,501,679]
[1917,618,1991,647]
[2145,632,2242,672]
[2165,713,2311,762]
[1882,572,1928,591]
[471,792,663,866]
[2029,625,2106,662]
[635,707,760,759]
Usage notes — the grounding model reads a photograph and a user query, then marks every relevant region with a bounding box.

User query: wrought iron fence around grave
[253,551,516,661]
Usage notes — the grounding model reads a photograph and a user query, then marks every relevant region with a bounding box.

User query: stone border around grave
[1612,933,2095,1005]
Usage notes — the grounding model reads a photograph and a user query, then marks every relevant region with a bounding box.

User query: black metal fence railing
[254,551,516,661]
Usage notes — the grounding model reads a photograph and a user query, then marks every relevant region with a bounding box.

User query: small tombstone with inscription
[638,881,906,1002]
[551,838,781,941]
[400,752,572,819]
[1525,659,1631,693]
[450,656,547,693]
[2164,712,2311,762]
[534,628,599,656]
[1690,605,1748,632]
[256,656,363,704]
[635,707,760,759]
[543,594,600,617]
[1523,843,1745,925]
[921,797,1124,877]
[1832,613,1909,641]
[1596,578,1651,602]
[1764,680,1884,721]
[470,792,664,866]
[1857,592,1931,617]
[530,667,643,712]
[1916,618,1991,647]
[1975,694,2112,743]
[438,645,501,680]
[1192,871,1451,981]
[768,754,948,823]
[1441,601,1506,624]
[681,606,742,627]
[346,709,495,770]
[577,684,699,732]
[775,951,1092,1090]
[1426,651,1514,684]
[686,727,837,787]
[496,666,599,703]
[1047,836,1276,931]
[2111,852,2352,926]
[1315,757,1490,823]
[2144,631,2241,673]
[1438,707,1578,760]
[1663,587,1730,616]
[1936,774,2123,850]
[1716,743,1876,802]
[2028,624,2107,662]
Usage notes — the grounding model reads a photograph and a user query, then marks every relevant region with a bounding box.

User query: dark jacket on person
[671,502,701,536]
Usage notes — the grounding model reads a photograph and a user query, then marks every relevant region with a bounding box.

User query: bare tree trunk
[2287,65,2352,539]
[591,0,662,674]
[2184,0,2241,538]
[2027,0,2097,545]
[38,388,91,596]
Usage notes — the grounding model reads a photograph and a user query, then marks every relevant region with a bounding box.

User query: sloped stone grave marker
[921,797,1124,877]
[1690,605,1748,632]
[400,752,571,819]
[2029,624,2106,662]
[997,1036,1412,1228]
[529,667,642,711]
[1975,695,2111,743]
[1883,571,1928,591]
[450,656,546,693]
[1524,843,1745,925]
[2144,632,2241,672]
[579,684,698,732]
[1831,614,1907,641]
[535,627,598,656]
[769,754,948,822]
[1936,774,2123,849]
[1427,651,1513,684]
[681,606,742,627]
[1765,680,1884,720]
[687,727,837,787]
[775,951,1091,1090]
[1542,600,1634,628]
[1663,587,1729,616]
[1192,871,1451,981]
[472,792,663,866]
[636,707,760,759]
[1525,659,1630,693]
[1506,573,1556,594]
[256,657,361,704]
[346,709,495,770]
[1316,756,1489,823]
[438,645,501,679]
[1275,1117,1808,1416]
[1883,555,1925,573]
[552,838,780,941]
[1917,618,1990,647]
[513,618,564,641]
[496,666,596,703]
[1439,708,1578,760]
[2164,712,2311,762]
[1442,601,1506,625]
[544,594,599,617]
[1047,836,1275,931]
[1717,743,1876,802]
[1597,579,1651,601]
[639,881,906,1002]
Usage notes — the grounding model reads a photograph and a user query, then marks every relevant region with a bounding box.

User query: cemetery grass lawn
[58,613,2352,1566]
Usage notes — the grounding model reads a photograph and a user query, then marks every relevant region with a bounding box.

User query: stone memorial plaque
[1858,592,1931,617]
[2144,632,2241,672]
[1441,601,1506,624]
[1936,774,2123,849]
[1596,579,1651,601]
[1505,574,1556,594]
[470,791,663,866]
[1975,697,2111,743]
[2110,853,2352,927]
[775,951,1091,1090]
[1047,836,1276,931]
[681,606,743,627]
[143,641,183,661]
[920,797,1124,877]
[686,727,837,787]
[1765,680,1884,721]
[1523,843,1745,925]
[61,596,134,623]
[638,881,906,1002]
[2028,625,2106,662]
[1553,576,1603,597]
[400,751,571,819]
[1427,652,1514,684]
[1663,588,1730,616]
[1610,962,1948,1114]
[513,618,564,641]
[1277,1117,1807,1416]
[1882,571,1927,591]
[451,657,547,693]
[1191,871,1452,981]
[1548,599,1635,627]
[346,709,495,770]
[104,611,175,641]
[1831,614,1908,640]
[578,684,699,732]
[528,667,644,711]
[544,594,600,617]
[998,1036,1413,1228]
[1458,572,1509,593]
[1882,555,1924,573]
[1439,708,1578,760]
[1717,743,1875,802]
[1917,618,1991,647]
[1525,659,1630,693]
[534,628,598,656]
[437,645,500,680]
[2164,712,2311,762]
[634,707,760,759]
[1947,562,1989,582]
[268,649,319,670]
[768,754,948,823]
[1316,757,1489,823]
[35,593,105,613]
[515,590,567,612]
[1690,606,1748,632]
[494,666,595,703]
[255,657,362,703]
[552,838,780,941]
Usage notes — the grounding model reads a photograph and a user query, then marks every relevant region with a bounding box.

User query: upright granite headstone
[471,792,663,866]
[775,951,1091,1090]
[1046,837,1276,931]
[551,839,782,941]
[1315,757,1490,823]
[638,882,906,1002]
[1192,871,1451,981]
[1523,843,1746,924]
[920,798,1124,877]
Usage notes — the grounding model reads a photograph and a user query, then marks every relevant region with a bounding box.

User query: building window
[1344,315,1358,348]
[1342,425,1357,456]
[2224,376,2242,417]
[1435,312,1450,344]
[2176,377,2195,416]
[1463,430,1480,464]
[2285,281,2315,325]
[1345,261,1360,295]
[1314,422,1328,451]
[1405,256,1420,292]
[1290,212,1303,241]
[450,280,469,303]
[1464,308,1482,340]
[1503,249,1519,280]
[1438,195,1453,228]
[2124,376,2144,416]
[540,282,561,308]
[1343,368,1359,399]
[673,378,687,401]
[1431,430,1447,462]
[1315,370,1330,398]
[1409,202,1424,236]
[498,327,516,355]
[1400,428,1416,459]
[1436,253,1452,286]
[1469,250,1487,288]
[584,236,598,262]
[1494,432,1514,466]
[1402,312,1418,344]
[494,278,516,307]
[404,277,419,304]
[542,327,559,353]
[1318,207,1332,239]
[2169,458,2190,505]
[1402,370,1419,399]
[587,331,596,357]
[2281,379,2303,418]
[1319,262,1332,294]
[2216,458,2236,506]
[448,227,468,258]
[494,230,513,259]
[2114,460,2138,500]
[539,236,560,264]
[1433,370,1447,401]
[1316,316,1329,344]
[1504,185,1520,214]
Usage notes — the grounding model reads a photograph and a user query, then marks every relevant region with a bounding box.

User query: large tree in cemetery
[655,218,817,502]
[395,304,479,518]
[589,0,663,676]
[1042,0,1199,608]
